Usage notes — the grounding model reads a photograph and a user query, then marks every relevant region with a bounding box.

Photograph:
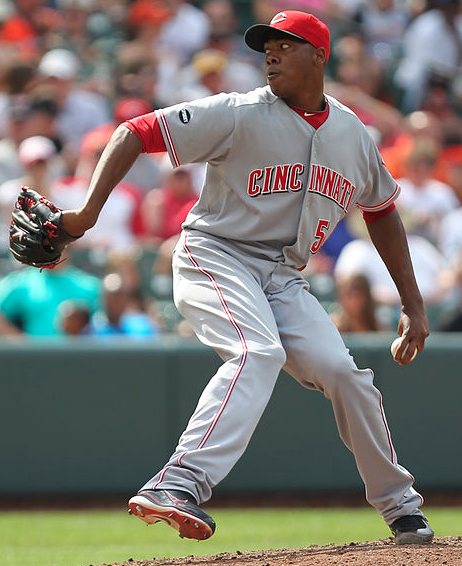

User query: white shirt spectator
[37,49,111,159]
[355,0,409,66]
[51,176,140,250]
[158,1,210,64]
[334,235,449,305]
[55,89,111,157]
[396,176,459,244]
[394,8,462,110]
[438,207,462,264]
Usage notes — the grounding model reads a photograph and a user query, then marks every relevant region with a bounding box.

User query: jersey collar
[290,100,330,129]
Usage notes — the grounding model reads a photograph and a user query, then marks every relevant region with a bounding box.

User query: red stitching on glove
[25,197,36,210]
[39,196,60,213]
[43,220,59,238]
[39,258,67,272]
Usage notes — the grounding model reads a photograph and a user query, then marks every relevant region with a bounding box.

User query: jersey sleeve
[356,139,400,212]
[361,202,395,222]
[123,113,167,153]
[155,93,236,168]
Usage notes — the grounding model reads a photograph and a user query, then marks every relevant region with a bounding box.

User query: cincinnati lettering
[308,164,356,212]
[247,163,304,197]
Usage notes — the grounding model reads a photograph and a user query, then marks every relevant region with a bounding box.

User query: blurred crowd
[0,0,462,339]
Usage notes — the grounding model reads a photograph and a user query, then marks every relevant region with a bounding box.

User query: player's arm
[60,125,143,236]
[364,207,429,364]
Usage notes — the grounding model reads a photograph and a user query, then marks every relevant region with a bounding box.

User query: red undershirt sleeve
[361,203,396,223]
[122,112,167,153]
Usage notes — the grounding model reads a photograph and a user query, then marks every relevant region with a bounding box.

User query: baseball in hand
[390,337,417,362]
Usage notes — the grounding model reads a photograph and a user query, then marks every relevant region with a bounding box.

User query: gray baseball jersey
[138,86,425,526]
[156,85,399,267]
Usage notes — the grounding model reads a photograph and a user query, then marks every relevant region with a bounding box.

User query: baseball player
[55,11,433,545]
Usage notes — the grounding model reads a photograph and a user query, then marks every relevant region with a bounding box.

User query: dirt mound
[101,536,462,566]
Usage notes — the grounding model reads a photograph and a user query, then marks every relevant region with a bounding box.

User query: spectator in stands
[50,0,126,96]
[433,120,462,188]
[172,47,264,101]
[141,167,203,300]
[352,0,409,72]
[332,33,386,99]
[158,0,211,65]
[0,58,35,138]
[25,87,62,152]
[202,0,263,67]
[0,134,60,249]
[36,48,111,172]
[91,272,162,338]
[394,0,462,113]
[116,0,177,108]
[437,157,462,264]
[396,137,459,245]
[438,250,462,331]
[0,260,101,337]
[58,299,92,335]
[381,110,444,180]
[80,97,162,194]
[139,165,198,246]
[334,234,450,308]
[0,87,68,184]
[47,0,96,55]
[326,34,403,146]
[50,127,143,250]
[113,50,160,110]
[330,273,386,332]
[0,95,33,186]
[0,0,59,61]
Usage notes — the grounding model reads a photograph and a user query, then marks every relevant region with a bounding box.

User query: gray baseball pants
[142,230,425,525]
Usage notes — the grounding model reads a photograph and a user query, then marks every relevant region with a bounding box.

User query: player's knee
[326,364,373,397]
[270,343,287,367]
[314,356,361,393]
[248,341,286,370]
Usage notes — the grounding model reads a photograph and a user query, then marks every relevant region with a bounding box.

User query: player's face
[264,36,323,108]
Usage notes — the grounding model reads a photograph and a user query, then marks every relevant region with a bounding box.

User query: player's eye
[264,41,291,54]
[274,42,290,51]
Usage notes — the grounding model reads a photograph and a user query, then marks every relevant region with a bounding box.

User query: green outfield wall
[0,333,460,497]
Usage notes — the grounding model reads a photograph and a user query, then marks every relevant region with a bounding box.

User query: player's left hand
[395,303,429,365]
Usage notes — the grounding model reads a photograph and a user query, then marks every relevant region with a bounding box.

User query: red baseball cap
[244,10,330,61]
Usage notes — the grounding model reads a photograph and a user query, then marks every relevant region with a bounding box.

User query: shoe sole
[128,495,214,540]
[395,531,434,545]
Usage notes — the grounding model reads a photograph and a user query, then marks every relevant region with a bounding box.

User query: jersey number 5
[310,219,330,254]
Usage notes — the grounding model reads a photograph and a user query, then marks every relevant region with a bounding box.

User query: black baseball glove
[9,186,82,269]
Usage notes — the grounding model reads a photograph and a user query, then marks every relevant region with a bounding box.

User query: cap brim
[244,24,307,52]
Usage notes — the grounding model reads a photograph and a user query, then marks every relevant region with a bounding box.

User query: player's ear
[315,47,327,66]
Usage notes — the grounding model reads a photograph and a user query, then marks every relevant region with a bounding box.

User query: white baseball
[390,337,417,362]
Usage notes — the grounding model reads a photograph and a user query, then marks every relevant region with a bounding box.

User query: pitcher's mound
[108,536,462,566]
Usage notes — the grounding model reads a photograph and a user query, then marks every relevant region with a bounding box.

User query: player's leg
[267,266,433,542]
[129,233,286,537]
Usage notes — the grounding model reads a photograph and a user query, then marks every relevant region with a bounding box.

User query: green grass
[1,507,461,566]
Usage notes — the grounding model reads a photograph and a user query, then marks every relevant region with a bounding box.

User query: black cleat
[128,489,216,540]
[390,515,434,545]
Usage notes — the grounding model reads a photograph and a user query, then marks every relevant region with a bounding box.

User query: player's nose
[265,52,280,65]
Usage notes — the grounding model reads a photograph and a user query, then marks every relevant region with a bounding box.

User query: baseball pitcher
[10,11,433,545]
